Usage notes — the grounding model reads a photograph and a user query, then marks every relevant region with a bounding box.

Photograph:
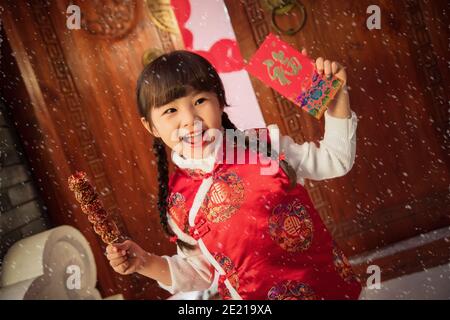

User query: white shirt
[158,109,359,294]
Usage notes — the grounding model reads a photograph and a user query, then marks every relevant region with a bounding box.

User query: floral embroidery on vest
[332,242,360,283]
[213,253,239,300]
[268,199,314,252]
[167,192,188,231]
[201,171,245,223]
[268,280,317,300]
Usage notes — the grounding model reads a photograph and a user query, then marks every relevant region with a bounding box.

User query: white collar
[171,150,217,172]
[171,131,225,173]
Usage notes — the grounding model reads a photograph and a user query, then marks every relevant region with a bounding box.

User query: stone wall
[0,101,50,266]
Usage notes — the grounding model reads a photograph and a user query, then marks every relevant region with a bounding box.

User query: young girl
[105,50,361,300]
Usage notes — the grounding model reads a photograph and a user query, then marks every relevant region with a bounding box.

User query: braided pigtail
[152,138,194,250]
[221,111,238,131]
[221,112,297,189]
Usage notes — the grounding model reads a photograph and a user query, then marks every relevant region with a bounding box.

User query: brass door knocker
[270,0,307,36]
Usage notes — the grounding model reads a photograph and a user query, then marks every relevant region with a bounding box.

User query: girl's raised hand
[105,240,148,275]
[302,48,351,117]
[302,48,347,84]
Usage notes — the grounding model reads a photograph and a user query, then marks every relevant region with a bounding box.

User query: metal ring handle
[272,1,307,36]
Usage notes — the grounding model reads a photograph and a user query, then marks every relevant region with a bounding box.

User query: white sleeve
[272,109,358,183]
[157,244,215,294]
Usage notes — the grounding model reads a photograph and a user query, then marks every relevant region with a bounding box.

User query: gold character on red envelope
[263,50,302,86]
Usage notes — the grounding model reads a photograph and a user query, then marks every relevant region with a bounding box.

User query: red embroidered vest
[167,132,362,300]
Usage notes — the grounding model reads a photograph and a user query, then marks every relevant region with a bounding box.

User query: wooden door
[225,0,450,282]
[1,0,183,299]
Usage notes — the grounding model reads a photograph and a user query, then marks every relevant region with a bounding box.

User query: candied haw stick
[68,171,121,244]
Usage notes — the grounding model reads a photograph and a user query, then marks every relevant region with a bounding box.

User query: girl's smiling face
[141,88,224,159]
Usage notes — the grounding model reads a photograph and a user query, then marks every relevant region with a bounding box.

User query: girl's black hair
[136,50,296,250]
[137,50,228,118]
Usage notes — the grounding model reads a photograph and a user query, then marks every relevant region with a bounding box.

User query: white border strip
[167,215,197,246]
[198,239,242,300]
[188,177,214,226]
[185,175,243,299]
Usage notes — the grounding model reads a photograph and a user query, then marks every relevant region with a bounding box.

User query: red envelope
[245,33,343,119]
